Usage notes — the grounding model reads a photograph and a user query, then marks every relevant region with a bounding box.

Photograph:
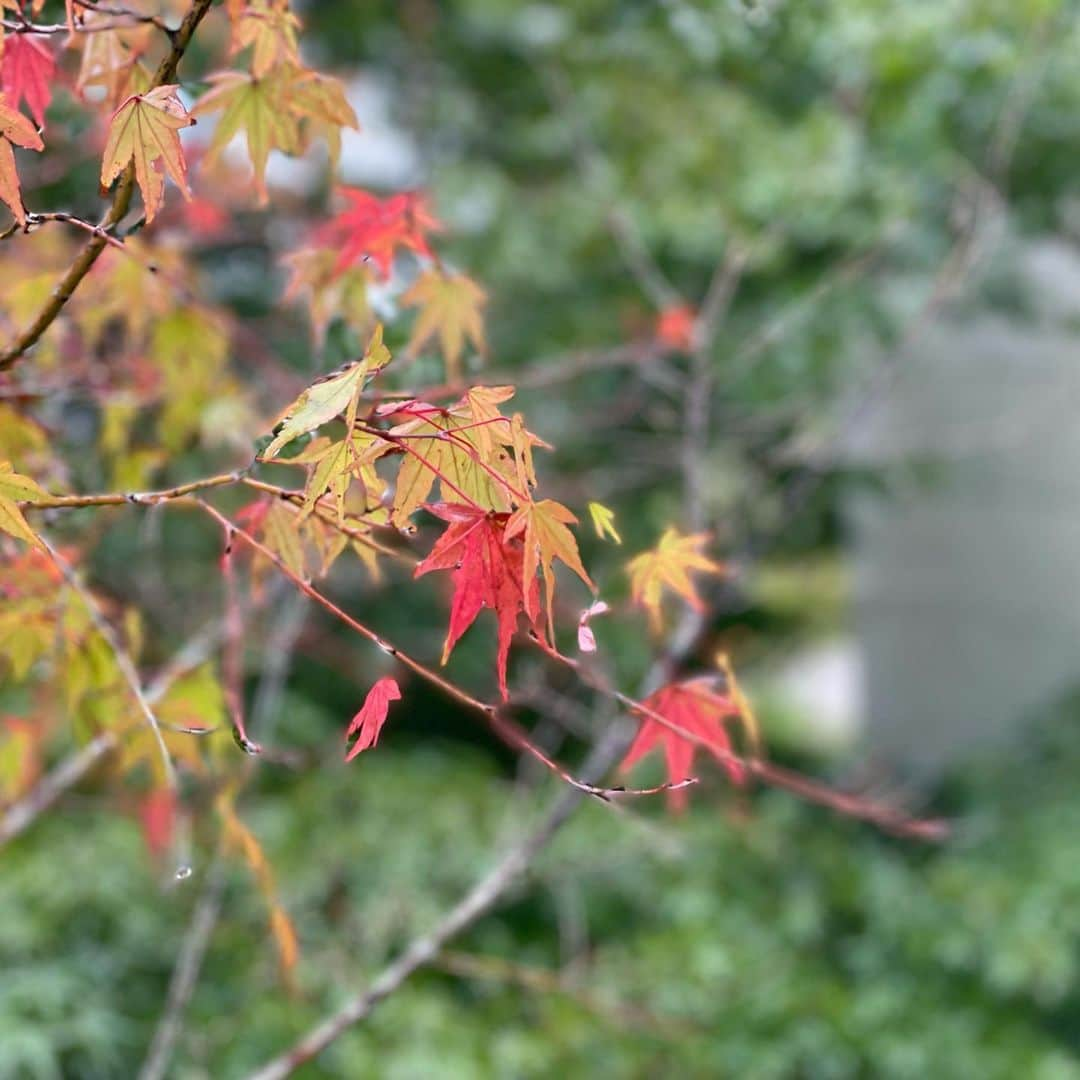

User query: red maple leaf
[655,304,696,351]
[415,503,539,699]
[345,676,401,760]
[621,678,745,811]
[319,187,440,278]
[1,33,55,126]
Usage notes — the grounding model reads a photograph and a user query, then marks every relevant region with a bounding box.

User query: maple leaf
[261,325,391,459]
[0,461,47,548]
[229,0,301,79]
[193,69,300,203]
[505,499,593,643]
[281,246,371,345]
[621,678,745,811]
[656,303,696,351]
[415,503,539,699]
[0,92,43,226]
[286,69,358,170]
[401,269,487,383]
[320,187,440,278]
[386,386,541,528]
[76,14,154,110]
[627,527,724,632]
[291,430,386,525]
[588,501,621,544]
[345,676,401,760]
[1,33,53,126]
[100,85,194,224]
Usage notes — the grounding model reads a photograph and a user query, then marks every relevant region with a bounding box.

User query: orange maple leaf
[0,92,43,226]
[505,498,593,644]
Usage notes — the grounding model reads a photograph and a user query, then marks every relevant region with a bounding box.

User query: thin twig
[39,534,178,798]
[137,852,227,1080]
[682,243,749,530]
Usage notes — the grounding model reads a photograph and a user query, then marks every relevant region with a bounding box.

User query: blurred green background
[7,0,1080,1076]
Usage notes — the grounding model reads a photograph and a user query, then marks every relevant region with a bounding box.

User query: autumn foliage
[0,1,936,1031]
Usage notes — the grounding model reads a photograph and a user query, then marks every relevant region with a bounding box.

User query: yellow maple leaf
[626,527,724,632]
[401,269,487,384]
[193,69,300,203]
[388,386,525,527]
[285,68,358,170]
[194,65,357,203]
[100,85,194,223]
[0,461,48,549]
[77,13,154,109]
[229,0,301,79]
[262,325,391,459]
[588,501,621,544]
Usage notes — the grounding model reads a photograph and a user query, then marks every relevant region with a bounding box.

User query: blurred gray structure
[848,239,1080,772]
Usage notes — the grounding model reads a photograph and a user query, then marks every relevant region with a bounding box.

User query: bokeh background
[7,1,1080,1076]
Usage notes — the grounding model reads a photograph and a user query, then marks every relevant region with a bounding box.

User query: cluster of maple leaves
[0,0,763,982]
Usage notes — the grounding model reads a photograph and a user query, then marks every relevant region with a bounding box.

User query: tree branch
[0,0,214,370]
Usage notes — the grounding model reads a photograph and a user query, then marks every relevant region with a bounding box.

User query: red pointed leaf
[621,678,744,811]
[345,676,401,760]
[319,187,440,278]
[415,503,539,699]
[1,34,54,126]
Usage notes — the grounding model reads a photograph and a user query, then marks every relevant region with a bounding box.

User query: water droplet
[174,864,193,882]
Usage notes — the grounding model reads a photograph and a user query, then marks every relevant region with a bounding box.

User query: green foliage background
[6,1,1080,1076]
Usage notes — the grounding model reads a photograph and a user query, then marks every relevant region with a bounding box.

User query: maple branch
[192,500,686,802]
[22,468,249,510]
[682,243,749,531]
[0,0,214,370]
[73,0,173,33]
[22,468,944,834]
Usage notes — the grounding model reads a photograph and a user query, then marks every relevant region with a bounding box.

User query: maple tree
[0,3,948,1075]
